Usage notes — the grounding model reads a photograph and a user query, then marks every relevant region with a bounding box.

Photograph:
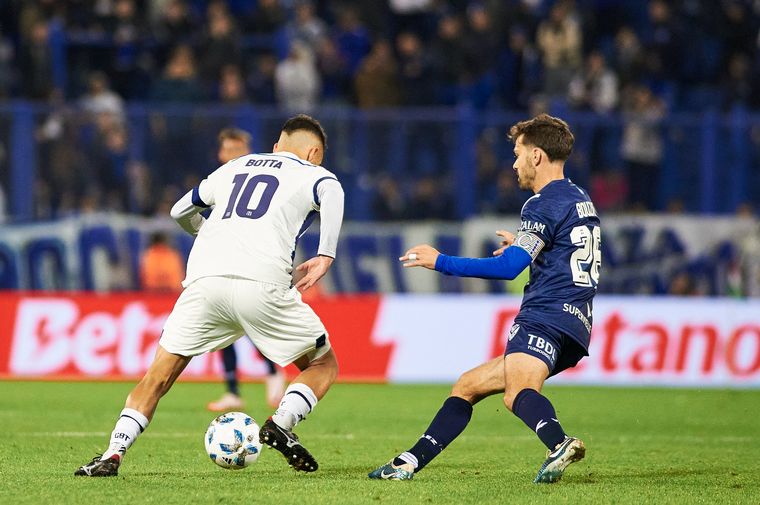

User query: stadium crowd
[0,0,759,221]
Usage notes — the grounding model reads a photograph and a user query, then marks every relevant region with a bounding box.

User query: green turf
[1,382,759,504]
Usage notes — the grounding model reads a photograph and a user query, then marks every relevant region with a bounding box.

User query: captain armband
[514,231,545,261]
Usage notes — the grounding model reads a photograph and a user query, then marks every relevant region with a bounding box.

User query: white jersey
[181,151,343,287]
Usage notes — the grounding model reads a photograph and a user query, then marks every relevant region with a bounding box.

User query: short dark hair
[281,114,327,150]
[508,113,574,162]
[218,127,252,146]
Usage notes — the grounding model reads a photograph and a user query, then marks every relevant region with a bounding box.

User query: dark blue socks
[512,388,566,450]
[394,396,473,472]
[221,345,239,396]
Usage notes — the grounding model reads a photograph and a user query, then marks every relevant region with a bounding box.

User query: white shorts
[160,276,330,366]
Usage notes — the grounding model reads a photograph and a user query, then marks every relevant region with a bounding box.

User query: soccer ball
[204,412,263,469]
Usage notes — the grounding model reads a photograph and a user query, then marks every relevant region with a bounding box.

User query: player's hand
[399,244,439,270]
[294,255,333,293]
[492,230,516,256]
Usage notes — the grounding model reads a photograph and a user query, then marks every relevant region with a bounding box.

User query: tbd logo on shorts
[527,334,557,365]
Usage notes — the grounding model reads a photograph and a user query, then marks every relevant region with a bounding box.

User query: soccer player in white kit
[76,114,344,476]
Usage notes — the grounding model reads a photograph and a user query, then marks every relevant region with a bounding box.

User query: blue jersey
[514,178,601,350]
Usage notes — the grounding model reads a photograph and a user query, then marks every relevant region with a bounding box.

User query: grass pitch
[1,381,758,504]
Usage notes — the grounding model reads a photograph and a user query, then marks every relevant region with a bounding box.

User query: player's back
[184,152,338,287]
[517,179,601,349]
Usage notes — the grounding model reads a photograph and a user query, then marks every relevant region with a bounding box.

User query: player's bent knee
[503,391,517,412]
[451,372,478,402]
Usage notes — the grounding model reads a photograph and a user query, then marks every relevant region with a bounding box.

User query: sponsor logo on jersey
[508,324,520,341]
[519,220,546,235]
[527,333,558,365]
[563,303,592,333]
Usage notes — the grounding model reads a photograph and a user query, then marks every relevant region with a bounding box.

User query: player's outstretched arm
[400,231,533,280]
[170,190,206,236]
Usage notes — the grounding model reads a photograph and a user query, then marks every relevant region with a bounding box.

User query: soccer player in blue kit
[369,114,601,483]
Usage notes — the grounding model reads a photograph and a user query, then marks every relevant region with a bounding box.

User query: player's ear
[532,147,542,165]
[272,142,279,152]
[306,146,322,165]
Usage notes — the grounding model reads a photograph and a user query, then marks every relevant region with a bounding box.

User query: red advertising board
[1,293,759,387]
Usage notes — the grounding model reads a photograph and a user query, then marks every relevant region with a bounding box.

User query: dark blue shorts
[504,321,588,377]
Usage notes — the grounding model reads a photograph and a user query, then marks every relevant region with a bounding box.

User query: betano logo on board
[1,294,759,385]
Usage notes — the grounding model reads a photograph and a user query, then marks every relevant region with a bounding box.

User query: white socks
[271,383,318,431]
[102,408,149,460]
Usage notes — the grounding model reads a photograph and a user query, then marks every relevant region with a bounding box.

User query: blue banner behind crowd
[1,215,758,296]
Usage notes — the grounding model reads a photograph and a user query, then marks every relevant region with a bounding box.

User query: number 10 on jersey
[223,173,280,220]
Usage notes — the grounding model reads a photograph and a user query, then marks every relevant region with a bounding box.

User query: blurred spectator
[590,171,628,212]
[0,185,5,223]
[247,53,277,104]
[199,6,242,86]
[568,51,619,113]
[497,26,541,109]
[334,7,372,76]
[475,128,500,209]
[354,39,400,108]
[150,45,204,187]
[140,232,185,291]
[19,20,55,100]
[34,91,87,218]
[79,71,125,121]
[287,0,328,48]
[107,0,143,43]
[641,0,683,82]
[612,26,645,87]
[0,30,15,98]
[475,127,528,214]
[408,176,453,220]
[536,0,582,96]
[218,64,248,103]
[126,160,153,214]
[429,13,467,105]
[668,270,699,296]
[92,122,130,206]
[315,37,350,104]
[275,41,320,111]
[490,170,526,215]
[153,0,198,46]
[389,0,436,36]
[739,223,760,297]
[245,0,287,34]
[396,31,433,105]
[460,2,499,108]
[371,175,407,221]
[721,53,754,110]
[620,84,666,211]
[150,44,204,102]
[720,0,755,60]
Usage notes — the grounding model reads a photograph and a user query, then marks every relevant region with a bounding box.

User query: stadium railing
[0,102,757,221]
